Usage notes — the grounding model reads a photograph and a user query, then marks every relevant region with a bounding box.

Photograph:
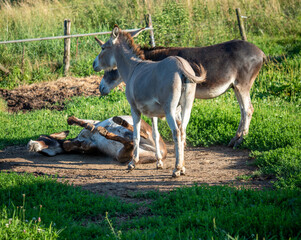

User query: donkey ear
[95,36,104,46]
[130,28,145,38]
[50,131,69,140]
[112,26,119,39]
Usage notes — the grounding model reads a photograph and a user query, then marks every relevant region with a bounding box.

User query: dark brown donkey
[98,39,266,147]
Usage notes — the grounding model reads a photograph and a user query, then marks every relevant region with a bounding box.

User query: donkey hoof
[172,169,181,178]
[128,162,135,171]
[233,137,244,148]
[228,135,244,148]
[157,160,164,169]
[228,137,237,147]
[180,166,186,175]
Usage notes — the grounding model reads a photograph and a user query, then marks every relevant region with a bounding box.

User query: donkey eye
[101,46,105,51]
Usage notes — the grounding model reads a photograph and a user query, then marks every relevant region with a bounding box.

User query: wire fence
[0,27,154,45]
[0,14,156,76]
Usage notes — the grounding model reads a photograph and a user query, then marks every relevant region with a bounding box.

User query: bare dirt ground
[0,77,272,198]
[0,76,123,112]
[0,144,272,199]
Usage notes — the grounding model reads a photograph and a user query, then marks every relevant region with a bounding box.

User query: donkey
[98,34,266,148]
[28,115,167,164]
[93,26,206,177]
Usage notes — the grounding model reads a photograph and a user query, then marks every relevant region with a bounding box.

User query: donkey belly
[136,99,166,118]
[94,136,124,159]
[90,116,132,159]
[195,79,234,99]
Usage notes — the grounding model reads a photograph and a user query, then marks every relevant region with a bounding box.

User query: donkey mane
[140,45,203,76]
[116,30,145,60]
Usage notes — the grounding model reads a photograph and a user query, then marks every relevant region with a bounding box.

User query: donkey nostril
[99,86,108,95]
[93,61,96,68]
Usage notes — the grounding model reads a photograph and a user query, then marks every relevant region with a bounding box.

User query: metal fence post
[63,19,71,76]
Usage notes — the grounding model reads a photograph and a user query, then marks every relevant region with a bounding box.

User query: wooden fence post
[236,8,247,41]
[63,19,71,76]
[145,14,155,47]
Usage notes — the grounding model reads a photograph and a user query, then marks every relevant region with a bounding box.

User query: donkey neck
[114,43,142,83]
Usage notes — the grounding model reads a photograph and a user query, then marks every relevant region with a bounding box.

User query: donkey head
[93,30,116,72]
[27,131,69,156]
[99,69,122,95]
[93,26,144,91]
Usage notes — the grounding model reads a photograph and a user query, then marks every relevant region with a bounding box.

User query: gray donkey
[93,26,206,177]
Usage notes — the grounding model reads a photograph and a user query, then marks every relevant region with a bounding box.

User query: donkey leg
[116,145,134,163]
[176,107,186,147]
[95,126,134,163]
[178,83,197,176]
[165,112,183,177]
[128,109,141,170]
[96,126,133,146]
[67,116,97,133]
[112,116,148,139]
[63,139,96,153]
[239,92,254,141]
[152,117,164,169]
[229,87,253,148]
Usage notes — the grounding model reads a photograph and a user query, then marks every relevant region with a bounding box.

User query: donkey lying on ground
[97,31,266,148]
[28,116,167,163]
[93,26,206,177]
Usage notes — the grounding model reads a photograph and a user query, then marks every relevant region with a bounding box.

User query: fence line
[0,27,154,45]
[0,13,156,76]
[0,9,247,76]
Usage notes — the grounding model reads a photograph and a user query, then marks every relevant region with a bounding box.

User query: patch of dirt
[0,76,122,112]
[0,144,273,199]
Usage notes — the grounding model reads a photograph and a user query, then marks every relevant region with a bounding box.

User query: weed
[0,193,62,239]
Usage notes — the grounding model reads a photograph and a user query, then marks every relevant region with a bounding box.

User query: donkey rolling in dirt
[28,115,167,164]
[97,31,266,148]
[93,26,206,177]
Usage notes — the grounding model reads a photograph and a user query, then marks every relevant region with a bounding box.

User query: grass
[0,172,136,239]
[0,172,300,239]
[0,205,61,239]
[0,0,301,238]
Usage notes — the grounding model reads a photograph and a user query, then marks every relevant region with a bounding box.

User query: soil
[0,144,273,199]
[0,76,124,113]
[0,77,273,199]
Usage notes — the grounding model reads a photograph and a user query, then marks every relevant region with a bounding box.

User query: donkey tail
[175,56,207,83]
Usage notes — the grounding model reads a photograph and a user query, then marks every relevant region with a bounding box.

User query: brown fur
[114,27,145,60]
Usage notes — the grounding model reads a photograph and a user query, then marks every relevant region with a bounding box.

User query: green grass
[0,172,136,240]
[0,172,300,240]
